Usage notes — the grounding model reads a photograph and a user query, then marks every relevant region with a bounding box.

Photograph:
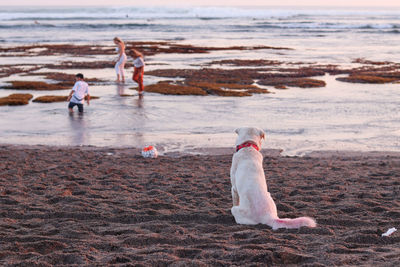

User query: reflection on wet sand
[136,93,144,108]
[116,83,125,96]
[68,112,88,145]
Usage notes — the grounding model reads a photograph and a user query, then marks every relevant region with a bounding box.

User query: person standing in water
[113,37,127,83]
[67,73,90,113]
[130,49,145,94]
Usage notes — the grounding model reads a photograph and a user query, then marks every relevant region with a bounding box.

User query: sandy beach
[0,145,399,266]
[1,6,400,265]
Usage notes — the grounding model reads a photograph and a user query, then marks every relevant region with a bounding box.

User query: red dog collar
[236,142,259,152]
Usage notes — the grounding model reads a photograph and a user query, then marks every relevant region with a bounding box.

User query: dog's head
[234,127,265,150]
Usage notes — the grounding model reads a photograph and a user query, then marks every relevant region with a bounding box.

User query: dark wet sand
[0,145,399,266]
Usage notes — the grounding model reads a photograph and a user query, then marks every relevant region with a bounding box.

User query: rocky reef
[33,95,99,103]
[1,42,400,99]
[0,93,33,106]
[134,80,270,97]
[4,81,70,91]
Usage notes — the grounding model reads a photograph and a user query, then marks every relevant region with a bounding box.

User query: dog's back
[230,127,316,229]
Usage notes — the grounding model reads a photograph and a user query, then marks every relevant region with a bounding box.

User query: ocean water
[1,6,400,155]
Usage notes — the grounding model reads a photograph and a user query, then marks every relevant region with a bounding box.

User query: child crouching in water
[67,73,90,113]
[130,49,145,95]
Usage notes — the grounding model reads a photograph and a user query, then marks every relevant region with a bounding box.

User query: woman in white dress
[113,37,127,83]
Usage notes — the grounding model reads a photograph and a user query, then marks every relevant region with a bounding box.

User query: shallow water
[1,73,399,156]
[1,6,400,155]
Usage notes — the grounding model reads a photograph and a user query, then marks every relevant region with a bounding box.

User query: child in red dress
[130,49,145,94]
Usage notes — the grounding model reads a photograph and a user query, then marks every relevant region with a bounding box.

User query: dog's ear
[234,128,240,135]
[259,128,265,140]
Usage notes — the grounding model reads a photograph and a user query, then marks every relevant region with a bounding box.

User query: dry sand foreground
[0,145,399,266]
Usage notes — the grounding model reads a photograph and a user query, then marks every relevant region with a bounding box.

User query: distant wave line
[2,6,400,21]
[250,23,400,30]
[1,21,399,31]
[0,23,158,29]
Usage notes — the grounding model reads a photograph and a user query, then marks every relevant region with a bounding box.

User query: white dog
[230,127,316,230]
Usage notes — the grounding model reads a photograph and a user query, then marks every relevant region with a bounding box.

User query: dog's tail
[271,216,316,230]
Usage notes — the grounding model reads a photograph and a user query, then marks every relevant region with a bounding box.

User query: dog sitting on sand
[230,127,316,230]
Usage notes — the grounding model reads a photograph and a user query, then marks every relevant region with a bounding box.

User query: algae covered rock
[336,75,398,84]
[33,95,99,103]
[33,95,68,103]
[5,81,70,91]
[186,81,270,96]
[136,82,208,96]
[140,81,269,97]
[258,78,326,88]
[0,93,33,106]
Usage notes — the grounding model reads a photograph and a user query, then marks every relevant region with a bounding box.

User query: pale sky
[1,0,400,7]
